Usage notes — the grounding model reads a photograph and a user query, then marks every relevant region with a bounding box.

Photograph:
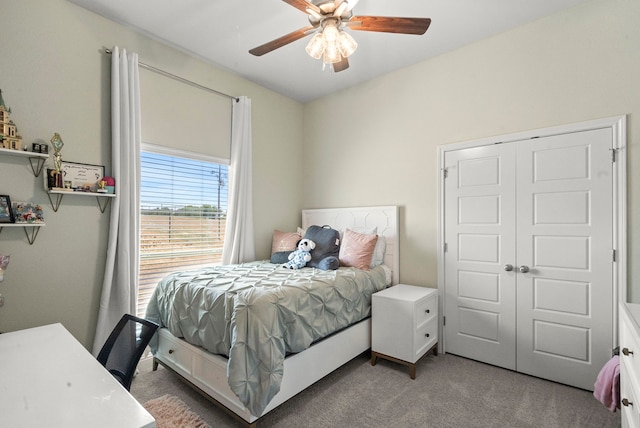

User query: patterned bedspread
[145,260,389,415]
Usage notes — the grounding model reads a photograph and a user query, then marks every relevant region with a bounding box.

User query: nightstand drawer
[416,295,437,327]
[415,318,438,361]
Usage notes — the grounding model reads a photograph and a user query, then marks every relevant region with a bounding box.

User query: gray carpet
[131,352,621,427]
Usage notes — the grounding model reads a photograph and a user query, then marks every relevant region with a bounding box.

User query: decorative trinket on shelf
[11,202,45,225]
[0,90,24,151]
[101,176,115,194]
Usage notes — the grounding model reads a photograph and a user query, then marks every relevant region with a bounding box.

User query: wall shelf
[0,223,45,245]
[47,190,116,213]
[0,147,49,177]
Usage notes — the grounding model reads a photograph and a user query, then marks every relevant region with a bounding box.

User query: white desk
[0,323,155,428]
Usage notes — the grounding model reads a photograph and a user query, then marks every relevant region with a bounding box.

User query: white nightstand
[371,284,438,379]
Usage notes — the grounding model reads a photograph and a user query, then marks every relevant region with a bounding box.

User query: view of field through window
[137,150,228,318]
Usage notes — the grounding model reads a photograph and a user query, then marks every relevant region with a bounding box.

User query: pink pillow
[339,229,379,270]
[271,230,301,254]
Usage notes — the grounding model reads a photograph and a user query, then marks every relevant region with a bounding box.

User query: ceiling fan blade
[249,26,315,56]
[349,16,431,35]
[332,56,349,72]
[282,0,321,14]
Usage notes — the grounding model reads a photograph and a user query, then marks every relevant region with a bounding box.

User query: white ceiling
[68,0,590,103]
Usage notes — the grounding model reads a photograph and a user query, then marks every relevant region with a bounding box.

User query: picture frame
[46,168,63,189]
[0,195,15,223]
[60,161,105,190]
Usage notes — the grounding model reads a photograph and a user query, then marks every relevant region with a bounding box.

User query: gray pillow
[303,225,340,270]
[270,251,292,264]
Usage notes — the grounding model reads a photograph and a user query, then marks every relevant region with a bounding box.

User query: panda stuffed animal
[282,238,316,269]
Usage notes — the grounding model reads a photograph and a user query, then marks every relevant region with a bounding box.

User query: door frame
[437,115,627,354]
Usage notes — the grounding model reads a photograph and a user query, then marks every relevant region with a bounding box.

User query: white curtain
[222,96,255,264]
[92,47,141,355]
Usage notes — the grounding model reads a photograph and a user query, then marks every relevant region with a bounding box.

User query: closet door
[515,129,613,390]
[443,144,517,370]
[443,128,614,390]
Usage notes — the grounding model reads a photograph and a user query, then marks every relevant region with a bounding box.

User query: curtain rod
[104,48,239,102]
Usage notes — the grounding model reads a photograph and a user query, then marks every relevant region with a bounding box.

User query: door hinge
[611,148,617,163]
[444,242,448,252]
[443,316,446,326]
[612,249,616,262]
[443,168,448,179]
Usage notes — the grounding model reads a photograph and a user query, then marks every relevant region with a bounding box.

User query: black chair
[97,314,159,391]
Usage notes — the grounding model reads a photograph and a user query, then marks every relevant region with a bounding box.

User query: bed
[147,205,399,426]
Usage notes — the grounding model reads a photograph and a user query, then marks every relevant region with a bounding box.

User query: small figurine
[97,179,107,193]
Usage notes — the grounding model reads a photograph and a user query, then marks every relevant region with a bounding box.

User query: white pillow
[370,235,386,268]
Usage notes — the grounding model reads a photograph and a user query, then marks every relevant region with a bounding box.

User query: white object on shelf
[371,284,438,379]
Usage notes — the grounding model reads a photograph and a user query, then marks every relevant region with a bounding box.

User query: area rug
[144,394,211,428]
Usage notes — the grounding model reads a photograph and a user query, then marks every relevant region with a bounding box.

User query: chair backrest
[96,314,159,391]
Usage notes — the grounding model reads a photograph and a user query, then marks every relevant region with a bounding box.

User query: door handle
[519,265,530,273]
[504,264,513,272]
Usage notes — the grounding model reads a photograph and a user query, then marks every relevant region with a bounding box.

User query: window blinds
[137,148,229,318]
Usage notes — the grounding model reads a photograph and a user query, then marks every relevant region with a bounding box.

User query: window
[137,145,229,318]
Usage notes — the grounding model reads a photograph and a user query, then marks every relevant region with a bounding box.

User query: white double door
[443,128,614,390]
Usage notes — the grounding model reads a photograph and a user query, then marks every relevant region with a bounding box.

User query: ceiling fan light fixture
[338,31,357,57]
[249,1,431,74]
[323,42,342,64]
[305,32,325,59]
[323,22,340,43]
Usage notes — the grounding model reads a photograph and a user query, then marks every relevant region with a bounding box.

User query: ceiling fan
[249,0,431,72]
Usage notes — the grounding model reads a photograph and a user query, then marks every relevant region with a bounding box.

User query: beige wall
[0,0,303,347]
[302,0,640,294]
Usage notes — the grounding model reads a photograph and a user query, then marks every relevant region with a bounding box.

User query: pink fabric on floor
[593,355,620,412]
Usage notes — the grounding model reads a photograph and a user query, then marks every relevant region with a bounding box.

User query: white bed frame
[152,205,399,426]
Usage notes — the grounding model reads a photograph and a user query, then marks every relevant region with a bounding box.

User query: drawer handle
[425,333,430,338]
[168,349,174,354]
[622,347,634,356]
[622,398,633,407]
[425,309,430,314]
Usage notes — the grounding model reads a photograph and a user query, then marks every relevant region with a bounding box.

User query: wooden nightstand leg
[371,352,378,366]
[409,363,416,380]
